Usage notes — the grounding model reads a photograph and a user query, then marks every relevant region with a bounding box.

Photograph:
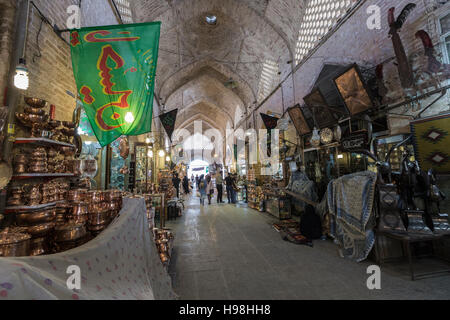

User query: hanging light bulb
[14,59,29,90]
[147,149,153,158]
[165,155,170,162]
[125,112,134,123]
[158,149,165,157]
[145,137,151,144]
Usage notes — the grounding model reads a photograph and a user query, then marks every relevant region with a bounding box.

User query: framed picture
[333,64,374,116]
[303,89,336,128]
[287,104,311,135]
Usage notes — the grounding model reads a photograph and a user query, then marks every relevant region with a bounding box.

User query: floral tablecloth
[0,197,177,300]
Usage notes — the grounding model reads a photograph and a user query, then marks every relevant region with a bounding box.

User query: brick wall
[0,0,118,121]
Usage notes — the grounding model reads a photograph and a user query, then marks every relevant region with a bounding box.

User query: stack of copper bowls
[23,184,42,206]
[47,148,65,173]
[67,189,88,225]
[104,190,122,221]
[7,186,25,207]
[53,222,87,253]
[144,194,155,230]
[41,182,58,203]
[0,231,31,257]
[154,228,174,265]
[29,148,48,173]
[13,153,28,174]
[55,202,69,226]
[15,208,56,256]
[87,191,109,236]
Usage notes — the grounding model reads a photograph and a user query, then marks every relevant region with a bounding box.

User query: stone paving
[166,194,450,300]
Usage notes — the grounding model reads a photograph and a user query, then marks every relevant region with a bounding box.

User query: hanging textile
[159,109,178,141]
[70,22,161,147]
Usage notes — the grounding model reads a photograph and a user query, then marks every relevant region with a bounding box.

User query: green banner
[70,22,161,147]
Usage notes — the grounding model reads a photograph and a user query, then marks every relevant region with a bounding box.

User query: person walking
[195,175,199,189]
[215,171,223,203]
[231,173,238,204]
[182,175,190,195]
[172,172,181,198]
[205,174,213,205]
[198,174,206,206]
[225,172,234,204]
[242,174,248,203]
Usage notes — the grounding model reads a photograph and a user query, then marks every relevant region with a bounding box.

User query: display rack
[12,173,75,180]
[14,137,76,148]
[4,202,56,214]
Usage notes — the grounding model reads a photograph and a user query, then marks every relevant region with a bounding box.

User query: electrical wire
[32,17,44,63]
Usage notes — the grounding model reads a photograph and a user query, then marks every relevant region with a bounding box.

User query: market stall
[0,197,176,299]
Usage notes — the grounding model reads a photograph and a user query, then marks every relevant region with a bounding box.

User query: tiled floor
[166,193,450,300]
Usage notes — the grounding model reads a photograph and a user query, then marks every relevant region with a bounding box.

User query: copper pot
[70,203,88,216]
[27,113,47,123]
[88,211,109,226]
[24,97,48,109]
[60,146,75,156]
[7,198,23,206]
[104,190,115,202]
[25,194,42,206]
[14,154,28,164]
[63,121,76,129]
[68,189,87,202]
[29,237,48,256]
[69,214,88,224]
[88,202,108,213]
[87,190,104,203]
[159,253,169,263]
[0,232,31,257]
[16,209,56,226]
[26,222,55,237]
[71,159,83,176]
[87,223,106,232]
[24,106,45,115]
[54,222,86,242]
[14,163,27,174]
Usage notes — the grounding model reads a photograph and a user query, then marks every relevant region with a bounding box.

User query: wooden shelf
[12,173,75,180]
[4,202,56,213]
[14,137,76,148]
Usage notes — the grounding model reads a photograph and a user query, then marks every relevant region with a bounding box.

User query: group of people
[172,171,246,206]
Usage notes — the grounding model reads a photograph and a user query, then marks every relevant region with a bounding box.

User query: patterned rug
[327,171,377,262]
[411,113,450,174]
[273,220,313,246]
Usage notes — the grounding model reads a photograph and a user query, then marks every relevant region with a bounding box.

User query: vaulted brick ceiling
[132,0,307,131]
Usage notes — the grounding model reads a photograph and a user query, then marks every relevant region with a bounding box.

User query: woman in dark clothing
[172,173,181,198]
[182,175,190,194]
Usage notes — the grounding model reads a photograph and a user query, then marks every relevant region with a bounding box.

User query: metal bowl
[16,209,56,226]
[29,237,48,256]
[26,222,55,237]
[88,211,109,226]
[87,190,104,203]
[24,106,46,116]
[24,97,48,109]
[62,121,76,129]
[70,203,88,216]
[68,189,87,202]
[0,232,31,257]
[54,222,86,242]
